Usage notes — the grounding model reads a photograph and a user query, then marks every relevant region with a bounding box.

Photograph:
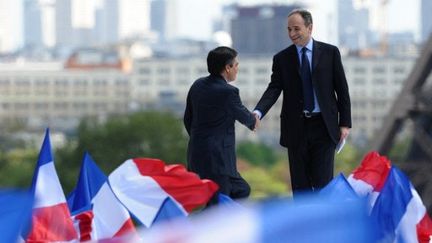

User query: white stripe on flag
[109,159,172,227]
[395,187,428,243]
[34,162,67,208]
[91,182,131,239]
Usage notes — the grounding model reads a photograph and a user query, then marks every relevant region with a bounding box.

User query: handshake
[252,111,261,132]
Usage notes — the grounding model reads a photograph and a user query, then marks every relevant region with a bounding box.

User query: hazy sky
[177,0,420,43]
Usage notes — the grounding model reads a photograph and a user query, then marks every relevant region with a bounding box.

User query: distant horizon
[177,0,420,44]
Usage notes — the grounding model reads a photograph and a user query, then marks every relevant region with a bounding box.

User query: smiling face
[287,13,312,47]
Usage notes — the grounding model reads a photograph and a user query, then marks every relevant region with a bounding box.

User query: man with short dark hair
[254,9,351,195]
[184,46,258,205]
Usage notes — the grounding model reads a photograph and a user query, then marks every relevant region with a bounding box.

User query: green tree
[334,142,363,175]
[55,111,188,192]
[237,141,277,167]
[0,148,38,188]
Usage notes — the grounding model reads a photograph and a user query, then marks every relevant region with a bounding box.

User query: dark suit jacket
[255,40,351,148]
[184,74,255,177]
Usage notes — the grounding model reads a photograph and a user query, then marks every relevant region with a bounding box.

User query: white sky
[177,0,420,42]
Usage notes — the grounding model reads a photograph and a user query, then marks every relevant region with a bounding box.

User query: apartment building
[0,55,415,146]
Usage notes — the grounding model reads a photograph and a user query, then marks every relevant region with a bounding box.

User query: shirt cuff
[253,110,262,120]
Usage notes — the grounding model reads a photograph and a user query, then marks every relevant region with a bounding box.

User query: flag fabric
[138,194,376,243]
[67,152,136,241]
[371,167,432,243]
[320,173,358,201]
[27,129,77,242]
[347,151,391,209]
[108,158,219,227]
[152,196,187,226]
[348,151,432,243]
[0,190,34,243]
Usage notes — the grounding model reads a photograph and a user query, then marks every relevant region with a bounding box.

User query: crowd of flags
[1,129,432,242]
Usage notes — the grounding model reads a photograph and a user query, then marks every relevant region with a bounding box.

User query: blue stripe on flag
[370,166,413,242]
[68,152,107,213]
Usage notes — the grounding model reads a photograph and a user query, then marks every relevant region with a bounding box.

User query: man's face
[226,57,239,82]
[287,13,312,47]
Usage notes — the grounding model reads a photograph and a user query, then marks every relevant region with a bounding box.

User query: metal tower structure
[372,34,432,212]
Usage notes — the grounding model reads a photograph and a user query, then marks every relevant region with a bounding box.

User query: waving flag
[0,190,33,242]
[320,173,358,200]
[371,167,432,243]
[347,151,391,208]
[109,158,219,227]
[27,129,77,242]
[67,152,136,241]
[348,151,432,243]
[138,194,376,243]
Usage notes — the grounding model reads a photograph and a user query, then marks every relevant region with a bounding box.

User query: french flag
[108,158,219,227]
[26,129,77,242]
[347,151,391,209]
[348,151,432,243]
[138,193,375,243]
[67,152,136,241]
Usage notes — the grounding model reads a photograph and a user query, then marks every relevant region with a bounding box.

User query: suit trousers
[206,173,251,206]
[287,115,336,195]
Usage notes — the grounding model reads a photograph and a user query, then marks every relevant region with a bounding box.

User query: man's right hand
[253,113,260,132]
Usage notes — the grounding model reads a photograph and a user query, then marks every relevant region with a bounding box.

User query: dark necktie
[301,47,314,112]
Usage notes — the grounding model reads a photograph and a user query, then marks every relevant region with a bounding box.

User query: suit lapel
[312,40,322,73]
[286,45,301,77]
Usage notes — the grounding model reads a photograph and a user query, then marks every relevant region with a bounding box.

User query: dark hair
[207,46,238,75]
[288,9,313,27]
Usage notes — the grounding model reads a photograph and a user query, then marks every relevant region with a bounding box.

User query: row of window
[347,66,407,74]
[1,102,128,111]
[137,66,270,75]
[0,79,129,86]
[0,89,129,97]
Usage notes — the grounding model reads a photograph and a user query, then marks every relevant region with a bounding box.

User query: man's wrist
[253,110,262,120]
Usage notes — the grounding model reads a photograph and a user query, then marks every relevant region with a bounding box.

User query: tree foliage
[237,141,277,168]
[55,111,188,192]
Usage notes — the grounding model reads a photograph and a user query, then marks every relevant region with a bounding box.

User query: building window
[139,67,151,75]
[353,67,366,74]
[373,67,386,74]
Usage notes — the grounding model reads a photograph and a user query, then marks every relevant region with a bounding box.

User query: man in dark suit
[254,9,351,195]
[184,46,258,205]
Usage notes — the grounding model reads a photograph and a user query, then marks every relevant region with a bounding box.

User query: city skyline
[177,0,420,42]
[0,0,423,53]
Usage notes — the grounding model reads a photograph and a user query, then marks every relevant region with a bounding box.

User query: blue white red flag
[137,194,375,243]
[26,129,77,242]
[108,158,219,227]
[348,151,432,243]
[67,152,136,241]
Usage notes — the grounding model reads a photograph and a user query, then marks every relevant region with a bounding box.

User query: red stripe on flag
[113,218,136,238]
[74,210,94,241]
[417,213,432,243]
[351,151,391,192]
[133,158,218,212]
[27,203,77,242]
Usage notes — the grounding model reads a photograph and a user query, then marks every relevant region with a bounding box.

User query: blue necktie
[301,47,314,112]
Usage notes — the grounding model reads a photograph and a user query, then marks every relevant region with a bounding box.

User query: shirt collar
[295,38,313,53]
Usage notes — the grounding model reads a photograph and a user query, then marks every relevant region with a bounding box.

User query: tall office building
[24,0,43,48]
[26,0,56,48]
[95,0,119,45]
[55,0,99,48]
[151,0,177,42]
[230,4,299,54]
[421,0,432,42]
[55,0,74,47]
[337,0,370,51]
[0,0,22,53]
